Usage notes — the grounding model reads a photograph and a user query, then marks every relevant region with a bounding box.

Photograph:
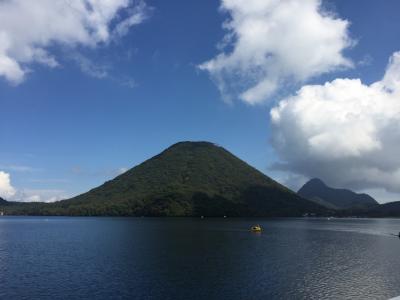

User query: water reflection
[0,217,399,299]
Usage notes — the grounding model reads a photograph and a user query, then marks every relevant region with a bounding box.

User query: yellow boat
[250,225,262,232]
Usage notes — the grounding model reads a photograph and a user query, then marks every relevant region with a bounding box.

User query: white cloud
[0,171,16,199]
[118,167,129,175]
[69,52,137,87]
[113,1,148,37]
[0,170,65,202]
[0,0,148,84]
[14,189,67,203]
[0,164,41,172]
[199,0,352,104]
[270,51,400,195]
[24,194,42,202]
[71,52,109,79]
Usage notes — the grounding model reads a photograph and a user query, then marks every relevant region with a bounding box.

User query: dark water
[1,217,400,299]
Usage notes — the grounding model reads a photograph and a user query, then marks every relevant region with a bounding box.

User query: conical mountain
[61,142,326,216]
[2,142,328,216]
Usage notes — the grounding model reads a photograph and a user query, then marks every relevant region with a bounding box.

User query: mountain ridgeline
[0,142,328,216]
[0,197,8,206]
[364,201,400,217]
[298,178,378,210]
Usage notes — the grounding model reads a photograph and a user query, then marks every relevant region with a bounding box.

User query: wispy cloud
[70,52,110,79]
[357,54,373,67]
[113,1,150,38]
[71,166,130,178]
[68,52,137,87]
[28,178,69,184]
[0,0,149,84]
[116,76,137,88]
[0,164,42,172]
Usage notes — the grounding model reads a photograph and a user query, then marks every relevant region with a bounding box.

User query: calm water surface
[1,217,400,299]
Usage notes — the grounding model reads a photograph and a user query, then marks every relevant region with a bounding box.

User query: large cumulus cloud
[270,52,400,193]
[0,0,148,84]
[199,0,352,104]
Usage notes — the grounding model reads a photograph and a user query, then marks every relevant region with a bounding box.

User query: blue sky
[1,0,400,203]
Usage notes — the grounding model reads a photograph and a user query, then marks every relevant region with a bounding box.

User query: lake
[1,217,400,299]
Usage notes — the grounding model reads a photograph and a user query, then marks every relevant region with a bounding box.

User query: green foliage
[0,142,328,217]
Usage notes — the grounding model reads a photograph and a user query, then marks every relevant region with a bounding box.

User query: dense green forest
[0,142,328,217]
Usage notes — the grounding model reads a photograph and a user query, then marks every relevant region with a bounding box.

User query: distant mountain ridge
[298,178,378,210]
[0,197,8,205]
[0,141,328,216]
[363,201,400,217]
